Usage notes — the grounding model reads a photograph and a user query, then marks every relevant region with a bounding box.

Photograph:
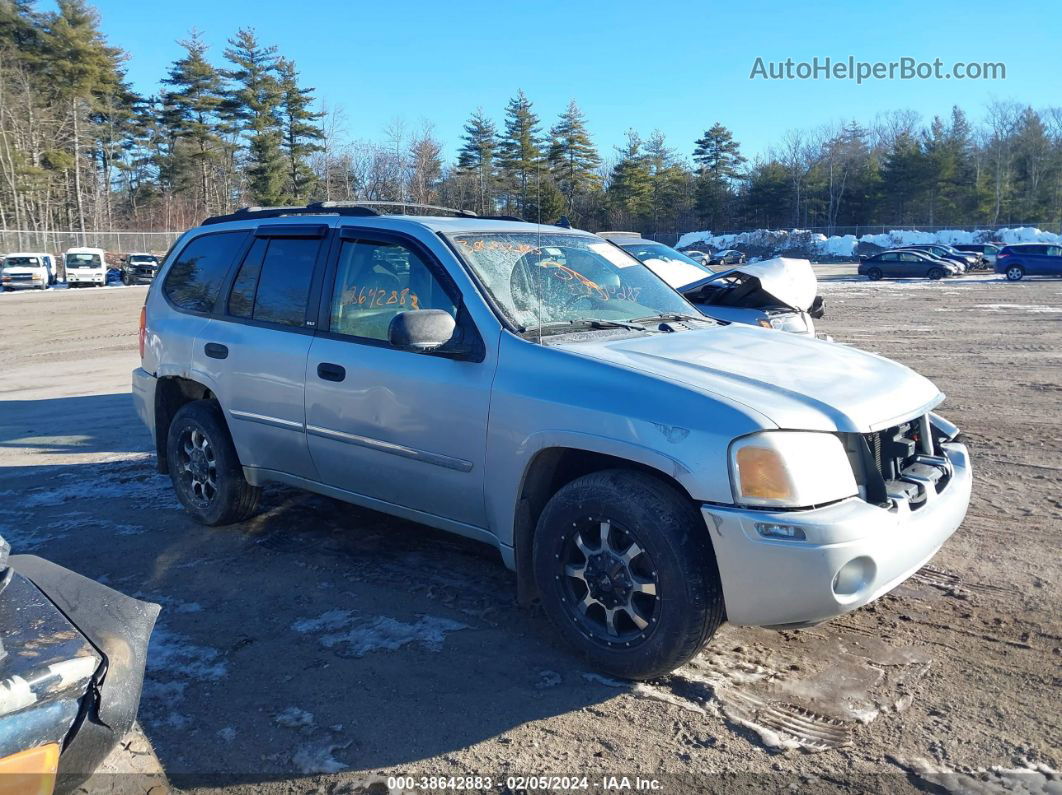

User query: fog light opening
[754,521,806,541]
[833,556,876,598]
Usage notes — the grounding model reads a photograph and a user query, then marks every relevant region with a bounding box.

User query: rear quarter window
[163,231,249,313]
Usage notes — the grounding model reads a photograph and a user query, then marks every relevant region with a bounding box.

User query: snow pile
[676,226,1062,260]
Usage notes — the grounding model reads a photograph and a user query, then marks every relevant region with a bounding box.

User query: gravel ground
[0,272,1058,794]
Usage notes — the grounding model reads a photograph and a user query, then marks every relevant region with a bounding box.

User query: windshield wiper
[629,313,709,325]
[520,318,647,336]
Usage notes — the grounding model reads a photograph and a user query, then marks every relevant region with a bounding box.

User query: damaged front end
[0,537,159,793]
[679,257,824,337]
[848,412,962,512]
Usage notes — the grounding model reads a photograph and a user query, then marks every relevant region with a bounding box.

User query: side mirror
[388,309,457,352]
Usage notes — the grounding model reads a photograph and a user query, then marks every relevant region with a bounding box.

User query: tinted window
[226,237,318,326]
[227,239,267,319]
[253,237,319,326]
[329,239,456,342]
[164,232,248,313]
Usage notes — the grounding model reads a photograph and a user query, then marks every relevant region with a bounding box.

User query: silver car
[132,203,972,679]
[598,234,821,336]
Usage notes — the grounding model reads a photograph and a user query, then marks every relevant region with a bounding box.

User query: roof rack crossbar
[316,201,478,218]
[201,201,490,226]
[201,205,380,225]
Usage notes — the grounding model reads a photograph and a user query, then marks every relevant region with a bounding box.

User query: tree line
[2,0,1061,243]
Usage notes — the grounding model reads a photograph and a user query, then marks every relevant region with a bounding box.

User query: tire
[1006,265,1024,281]
[533,469,724,680]
[866,267,883,281]
[927,268,944,280]
[166,399,261,526]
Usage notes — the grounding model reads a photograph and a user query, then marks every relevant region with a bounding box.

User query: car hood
[680,257,818,311]
[559,324,942,433]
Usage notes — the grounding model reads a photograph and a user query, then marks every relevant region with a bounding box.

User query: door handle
[204,342,228,360]
[317,362,346,382]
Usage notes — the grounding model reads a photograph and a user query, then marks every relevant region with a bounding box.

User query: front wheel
[166,400,261,526]
[1006,265,1024,281]
[866,267,883,281]
[927,267,944,280]
[533,470,724,680]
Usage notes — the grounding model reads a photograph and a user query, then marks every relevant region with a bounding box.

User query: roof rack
[200,202,535,227]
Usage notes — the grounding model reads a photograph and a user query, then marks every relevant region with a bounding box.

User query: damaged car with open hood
[0,535,158,793]
[133,204,972,680]
[598,233,824,336]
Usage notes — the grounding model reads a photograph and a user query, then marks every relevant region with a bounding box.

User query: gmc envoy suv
[132,202,972,679]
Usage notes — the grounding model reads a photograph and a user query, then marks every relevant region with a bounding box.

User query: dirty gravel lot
[0,273,1059,794]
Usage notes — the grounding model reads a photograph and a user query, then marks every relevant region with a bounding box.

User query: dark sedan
[894,244,975,271]
[709,249,746,266]
[858,250,960,280]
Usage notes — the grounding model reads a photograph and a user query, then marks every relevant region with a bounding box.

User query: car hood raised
[560,324,942,433]
[681,257,818,311]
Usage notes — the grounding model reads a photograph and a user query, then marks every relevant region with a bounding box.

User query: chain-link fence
[1,229,181,257]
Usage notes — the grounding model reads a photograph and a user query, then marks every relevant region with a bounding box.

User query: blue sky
[50,0,1062,163]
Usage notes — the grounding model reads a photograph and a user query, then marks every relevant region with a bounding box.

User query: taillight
[138,305,146,360]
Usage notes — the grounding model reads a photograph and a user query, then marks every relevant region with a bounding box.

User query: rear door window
[163,232,249,313]
[226,236,320,327]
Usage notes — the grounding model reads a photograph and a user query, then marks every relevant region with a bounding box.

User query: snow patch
[291,740,349,775]
[676,225,1062,261]
[293,610,468,657]
[274,707,315,730]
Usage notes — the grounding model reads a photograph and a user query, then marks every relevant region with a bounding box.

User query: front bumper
[66,272,104,284]
[702,441,972,627]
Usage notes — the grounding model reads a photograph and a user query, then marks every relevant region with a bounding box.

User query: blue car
[995,243,1062,281]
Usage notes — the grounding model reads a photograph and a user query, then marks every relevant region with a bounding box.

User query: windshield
[450,232,698,332]
[617,241,714,289]
[129,255,158,264]
[67,253,101,267]
[4,257,40,267]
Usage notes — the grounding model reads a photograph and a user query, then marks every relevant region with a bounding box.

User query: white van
[64,247,108,287]
[2,252,56,290]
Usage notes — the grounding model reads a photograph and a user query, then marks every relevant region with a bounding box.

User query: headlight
[729,431,858,508]
[769,314,808,333]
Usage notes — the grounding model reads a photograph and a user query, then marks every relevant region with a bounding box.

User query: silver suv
[132,203,972,679]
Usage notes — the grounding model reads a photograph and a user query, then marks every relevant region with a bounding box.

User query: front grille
[864,419,923,482]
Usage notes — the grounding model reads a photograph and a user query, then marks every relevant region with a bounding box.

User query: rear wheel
[166,400,260,526]
[866,267,883,281]
[533,469,724,680]
[1006,265,1024,281]
[927,267,944,280]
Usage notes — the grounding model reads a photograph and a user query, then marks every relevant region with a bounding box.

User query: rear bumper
[703,442,972,627]
[131,367,157,441]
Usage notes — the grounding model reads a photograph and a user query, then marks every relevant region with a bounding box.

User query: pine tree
[161,32,227,215]
[607,131,652,222]
[41,0,126,233]
[498,90,544,216]
[224,28,285,206]
[692,123,746,178]
[547,100,601,217]
[456,108,497,214]
[275,57,323,202]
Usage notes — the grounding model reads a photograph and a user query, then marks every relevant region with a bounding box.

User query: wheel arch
[511,444,704,606]
[153,376,220,473]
